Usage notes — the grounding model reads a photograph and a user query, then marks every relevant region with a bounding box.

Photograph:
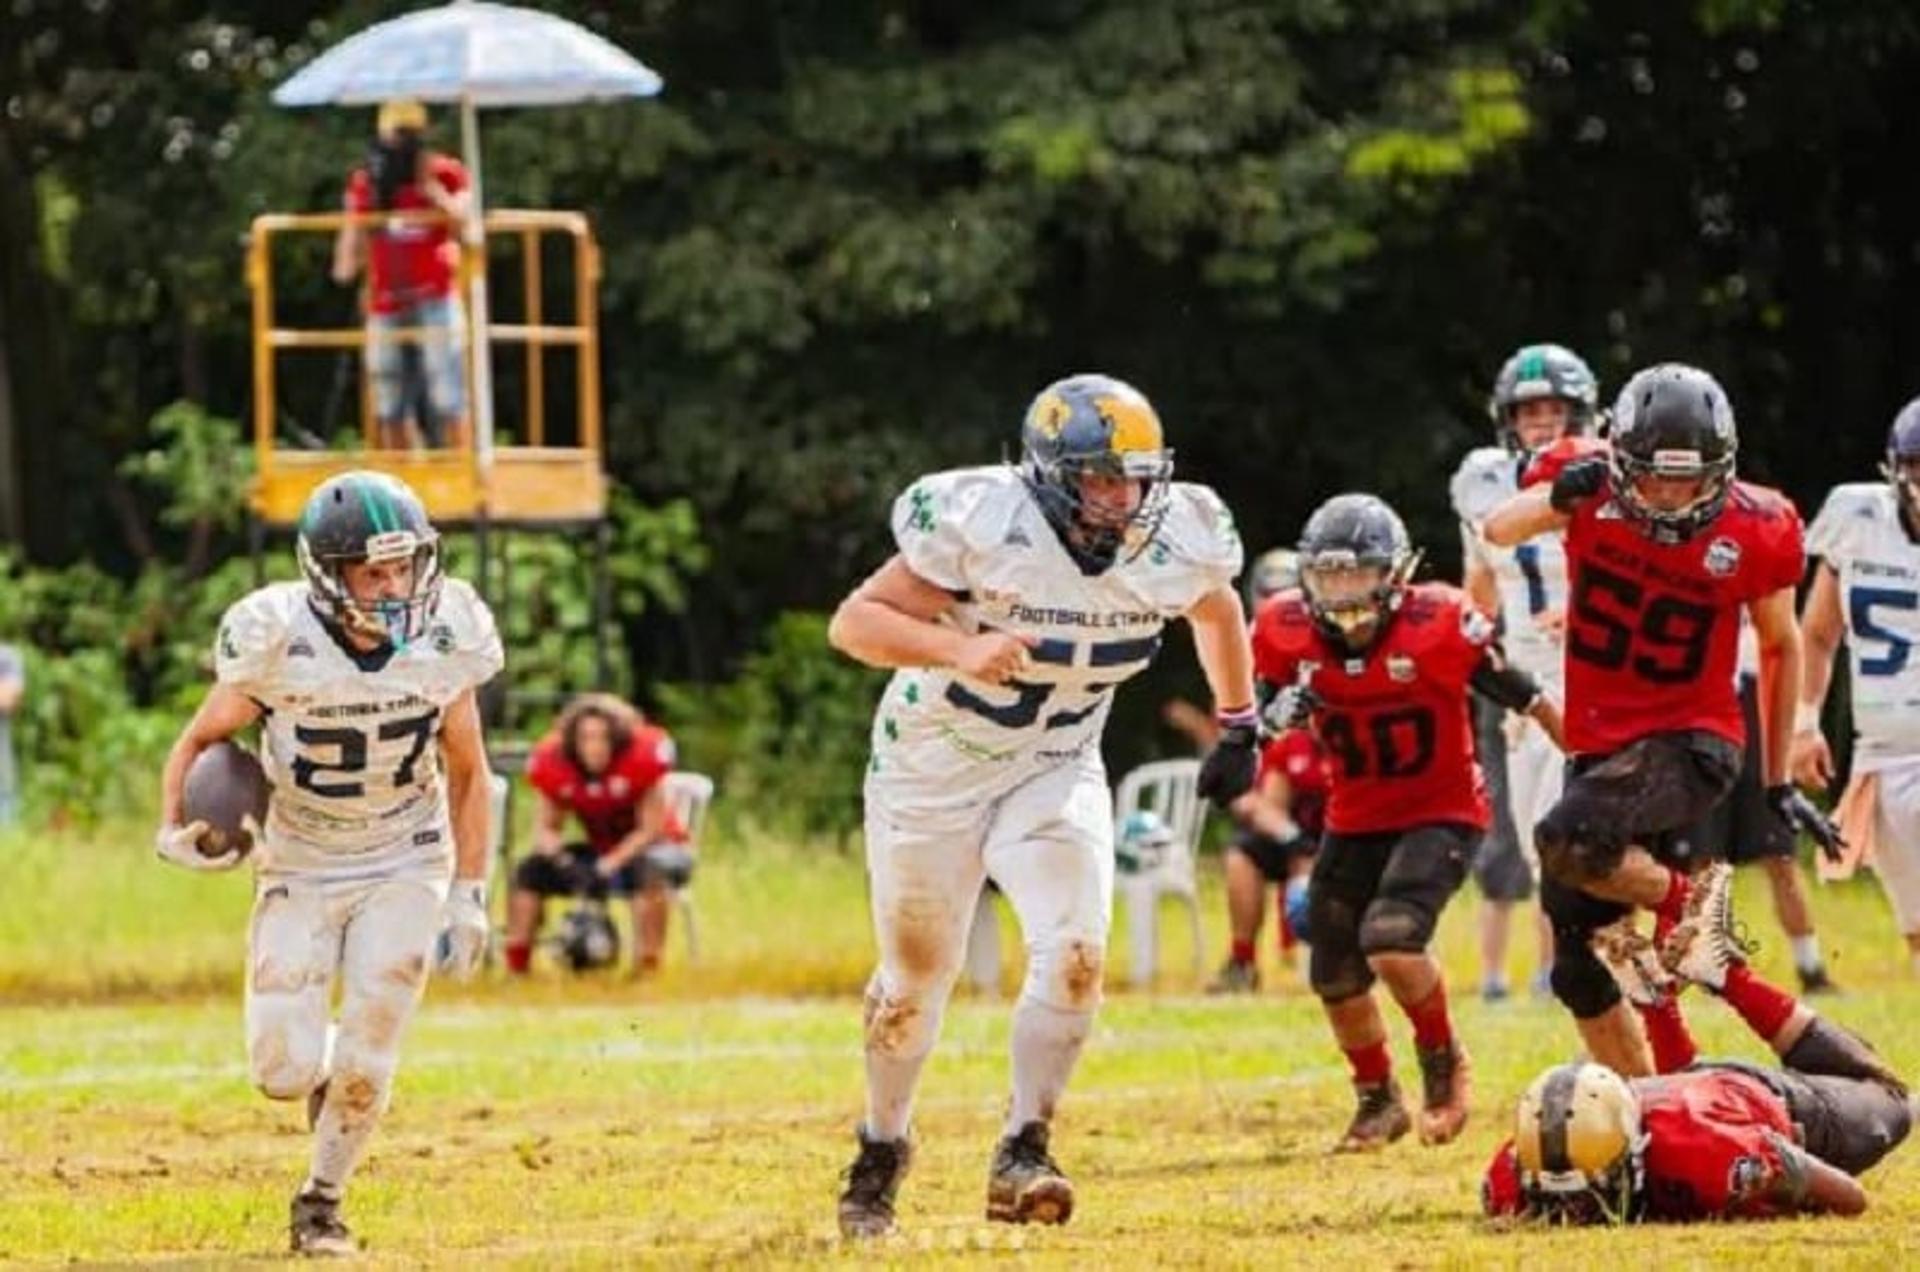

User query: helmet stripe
[1537,1064,1580,1173]
[355,475,394,535]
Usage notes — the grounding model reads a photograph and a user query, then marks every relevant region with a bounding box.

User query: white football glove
[437,880,491,980]
[154,819,244,872]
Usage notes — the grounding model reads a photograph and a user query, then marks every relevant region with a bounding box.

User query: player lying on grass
[1482,926,1911,1223]
[827,373,1256,1237]
[154,471,502,1256]
[1252,493,1563,1152]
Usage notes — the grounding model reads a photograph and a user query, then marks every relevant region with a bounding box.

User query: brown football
[182,740,271,859]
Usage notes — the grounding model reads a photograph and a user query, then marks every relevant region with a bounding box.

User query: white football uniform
[1451,446,1565,854]
[861,465,1239,1019]
[215,579,504,883]
[215,577,502,1194]
[1808,482,1920,929]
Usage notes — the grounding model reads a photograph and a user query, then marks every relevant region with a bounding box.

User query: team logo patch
[1460,608,1496,646]
[610,776,630,798]
[1726,1154,1766,1201]
[412,829,441,847]
[287,637,315,659]
[1387,654,1417,682]
[430,623,457,654]
[1003,525,1033,548]
[218,624,239,661]
[1703,536,1742,577]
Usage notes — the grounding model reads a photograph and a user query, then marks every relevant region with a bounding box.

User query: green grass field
[5,824,1920,1265]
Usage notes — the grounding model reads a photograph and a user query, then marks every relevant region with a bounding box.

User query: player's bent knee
[1025,936,1106,1012]
[1549,949,1621,1018]
[327,1056,398,1127]
[861,974,944,1060]
[1309,946,1373,1004]
[249,1018,327,1100]
[1357,900,1435,956]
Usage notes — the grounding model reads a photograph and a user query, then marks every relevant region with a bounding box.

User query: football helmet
[1245,547,1303,610]
[296,470,444,646]
[1020,373,1175,574]
[1608,363,1738,544]
[1488,344,1599,454]
[1115,809,1176,878]
[1296,494,1418,652]
[556,898,621,972]
[1883,396,1920,527]
[1513,1062,1645,1225]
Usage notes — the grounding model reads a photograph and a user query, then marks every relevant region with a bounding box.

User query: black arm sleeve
[1468,647,1541,713]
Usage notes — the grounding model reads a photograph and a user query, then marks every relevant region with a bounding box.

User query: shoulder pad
[1729,480,1802,522]
[1449,448,1515,522]
[432,578,505,686]
[1154,482,1244,582]
[891,466,1020,591]
[214,583,300,693]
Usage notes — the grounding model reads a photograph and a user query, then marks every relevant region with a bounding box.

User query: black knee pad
[1357,898,1435,956]
[1549,942,1621,1018]
[1308,890,1371,1002]
[1534,811,1626,886]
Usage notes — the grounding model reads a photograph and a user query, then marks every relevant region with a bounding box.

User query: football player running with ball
[1253,494,1562,1152]
[1795,396,1920,973]
[154,472,503,1256]
[1484,364,1842,1078]
[827,374,1257,1237]
[1450,343,1599,1001]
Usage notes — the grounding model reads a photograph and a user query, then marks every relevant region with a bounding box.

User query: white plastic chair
[660,771,714,963]
[1113,758,1208,988]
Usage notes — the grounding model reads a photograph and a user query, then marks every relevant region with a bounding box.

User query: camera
[366,130,423,210]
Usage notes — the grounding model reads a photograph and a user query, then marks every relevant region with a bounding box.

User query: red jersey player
[504,694,690,974]
[1484,363,1842,1077]
[1481,950,1909,1224]
[1253,494,1562,1152]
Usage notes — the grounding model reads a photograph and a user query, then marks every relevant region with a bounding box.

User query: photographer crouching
[330,99,472,451]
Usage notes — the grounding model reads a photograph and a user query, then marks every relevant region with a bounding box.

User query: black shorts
[1707,1061,1913,1177]
[1540,730,1741,944]
[1313,826,1474,945]
[1471,697,1534,903]
[513,843,688,897]
[1229,828,1318,881]
[1702,676,1795,865]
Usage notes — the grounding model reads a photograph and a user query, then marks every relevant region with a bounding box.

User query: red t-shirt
[1252,583,1493,835]
[526,725,681,854]
[344,153,469,313]
[1259,728,1331,838]
[1480,1067,1798,1222]
[1559,478,1803,755]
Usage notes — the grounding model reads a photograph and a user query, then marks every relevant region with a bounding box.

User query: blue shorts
[365,294,466,433]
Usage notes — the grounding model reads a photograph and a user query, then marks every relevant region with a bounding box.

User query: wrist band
[1216,705,1258,730]
[1795,701,1823,734]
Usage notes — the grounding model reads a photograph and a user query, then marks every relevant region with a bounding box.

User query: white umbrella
[272,0,663,466]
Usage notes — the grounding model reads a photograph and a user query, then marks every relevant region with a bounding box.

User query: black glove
[1197,723,1260,808]
[1260,682,1321,736]
[1549,456,1609,514]
[1767,784,1847,863]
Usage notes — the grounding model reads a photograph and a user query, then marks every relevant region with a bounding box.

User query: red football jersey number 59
[1568,563,1717,683]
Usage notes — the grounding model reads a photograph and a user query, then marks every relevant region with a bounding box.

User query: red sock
[1343,1040,1392,1085]
[1230,938,1256,965]
[505,941,532,974]
[1401,981,1454,1050]
[1721,962,1799,1041]
[1635,995,1699,1073]
[1652,870,1691,934]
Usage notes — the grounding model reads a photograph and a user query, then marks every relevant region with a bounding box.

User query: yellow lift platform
[244,206,616,700]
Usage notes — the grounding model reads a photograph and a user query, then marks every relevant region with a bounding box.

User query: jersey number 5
[1567,563,1715,683]
[293,711,440,798]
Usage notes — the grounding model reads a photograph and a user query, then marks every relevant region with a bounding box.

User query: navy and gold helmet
[296,470,444,646]
[1489,344,1600,454]
[1020,373,1175,574]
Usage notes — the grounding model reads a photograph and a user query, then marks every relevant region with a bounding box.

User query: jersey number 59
[1568,563,1715,683]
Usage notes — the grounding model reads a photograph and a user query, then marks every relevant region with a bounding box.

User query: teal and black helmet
[1488,344,1600,454]
[296,470,444,646]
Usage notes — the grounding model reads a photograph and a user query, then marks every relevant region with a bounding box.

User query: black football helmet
[1608,364,1737,545]
[1296,494,1418,651]
[1488,344,1599,454]
[1020,373,1175,574]
[1884,396,1920,526]
[296,470,444,646]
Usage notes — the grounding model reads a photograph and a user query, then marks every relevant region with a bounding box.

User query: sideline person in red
[331,99,472,451]
[503,694,691,974]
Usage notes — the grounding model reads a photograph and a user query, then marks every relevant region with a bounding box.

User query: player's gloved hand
[437,880,491,980]
[1767,784,1847,863]
[1548,456,1609,514]
[154,819,243,872]
[1260,683,1320,736]
[1197,718,1260,808]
